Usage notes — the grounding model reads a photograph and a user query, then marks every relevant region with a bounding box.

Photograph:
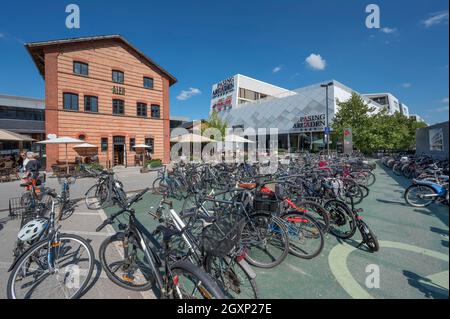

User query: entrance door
[113,136,126,166]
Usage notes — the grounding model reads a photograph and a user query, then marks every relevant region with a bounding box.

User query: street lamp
[320,81,333,158]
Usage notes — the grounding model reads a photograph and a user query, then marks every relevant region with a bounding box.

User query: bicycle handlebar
[96,188,150,232]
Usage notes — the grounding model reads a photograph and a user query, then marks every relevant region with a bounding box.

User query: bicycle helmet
[18,218,48,242]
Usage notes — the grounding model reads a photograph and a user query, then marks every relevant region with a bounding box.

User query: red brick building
[25,35,177,171]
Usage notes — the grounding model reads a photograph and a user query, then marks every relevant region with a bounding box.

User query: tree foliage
[331,93,427,153]
[202,111,229,137]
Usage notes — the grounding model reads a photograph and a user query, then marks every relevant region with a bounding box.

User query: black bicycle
[85,170,127,210]
[96,188,226,299]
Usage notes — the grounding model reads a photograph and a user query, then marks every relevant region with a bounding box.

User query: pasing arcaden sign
[293,114,326,131]
[212,77,235,99]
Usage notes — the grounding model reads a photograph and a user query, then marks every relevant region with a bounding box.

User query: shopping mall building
[24,35,177,170]
[211,74,417,151]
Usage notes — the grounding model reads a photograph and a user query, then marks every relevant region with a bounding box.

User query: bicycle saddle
[238,183,257,190]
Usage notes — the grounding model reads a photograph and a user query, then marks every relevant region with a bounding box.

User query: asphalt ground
[0,162,447,299]
[102,162,449,299]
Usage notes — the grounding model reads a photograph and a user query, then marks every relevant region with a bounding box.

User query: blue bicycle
[404,176,449,207]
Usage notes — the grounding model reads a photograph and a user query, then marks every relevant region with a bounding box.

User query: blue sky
[0,0,448,124]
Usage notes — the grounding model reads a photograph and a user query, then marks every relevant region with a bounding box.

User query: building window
[73,61,89,76]
[137,102,147,117]
[79,134,86,141]
[112,70,124,84]
[143,77,154,89]
[129,138,136,151]
[63,93,79,111]
[101,138,108,152]
[145,137,154,154]
[113,99,125,115]
[0,106,44,121]
[84,96,98,112]
[151,105,160,118]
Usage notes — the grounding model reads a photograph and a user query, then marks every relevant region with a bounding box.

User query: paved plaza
[0,163,448,299]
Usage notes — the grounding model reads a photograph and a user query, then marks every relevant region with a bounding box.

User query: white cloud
[176,87,201,101]
[272,66,282,73]
[401,83,412,88]
[434,106,449,112]
[422,11,449,28]
[305,53,326,71]
[381,27,397,34]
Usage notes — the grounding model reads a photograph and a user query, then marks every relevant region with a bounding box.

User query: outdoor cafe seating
[0,159,20,183]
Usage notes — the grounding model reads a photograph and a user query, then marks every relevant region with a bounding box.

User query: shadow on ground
[403,270,449,299]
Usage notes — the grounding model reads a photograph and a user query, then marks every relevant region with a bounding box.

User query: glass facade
[0,105,45,121]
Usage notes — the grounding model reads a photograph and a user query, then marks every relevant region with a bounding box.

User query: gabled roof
[25,35,177,86]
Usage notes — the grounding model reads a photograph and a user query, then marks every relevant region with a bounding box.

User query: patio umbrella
[37,137,84,174]
[224,134,255,143]
[0,129,36,142]
[73,143,98,157]
[133,143,151,149]
[170,134,216,143]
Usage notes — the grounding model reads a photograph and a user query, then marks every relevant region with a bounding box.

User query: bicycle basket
[254,188,279,212]
[201,214,243,258]
[9,197,30,218]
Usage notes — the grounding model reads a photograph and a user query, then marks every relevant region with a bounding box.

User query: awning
[0,129,36,142]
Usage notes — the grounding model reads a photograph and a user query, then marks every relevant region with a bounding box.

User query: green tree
[331,93,426,153]
[331,93,376,153]
[202,111,229,137]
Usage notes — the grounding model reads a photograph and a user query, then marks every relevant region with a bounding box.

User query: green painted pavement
[103,162,449,299]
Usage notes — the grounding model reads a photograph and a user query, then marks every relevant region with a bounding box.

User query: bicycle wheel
[295,200,330,233]
[204,255,259,299]
[152,177,168,195]
[7,234,95,299]
[241,213,289,269]
[392,163,403,176]
[359,221,379,252]
[323,199,357,239]
[85,183,110,210]
[280,212,324,259]
[170,260,226,299]
[404,184,436,207]
[358,184,370,198]
[58,200,76,221]
[99,233,155,291]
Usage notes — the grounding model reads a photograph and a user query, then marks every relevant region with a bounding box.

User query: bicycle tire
[7,234,95,299]
[85,183,110,210]
[170,260,226,299]
[242,213,289,269]
[359,220,380,252]
[404,184,436,207]
[323,199,357,239]
[280,211,324,259]
[295,200,330,233]
[99,233,155,291]
[204,254,259,299]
